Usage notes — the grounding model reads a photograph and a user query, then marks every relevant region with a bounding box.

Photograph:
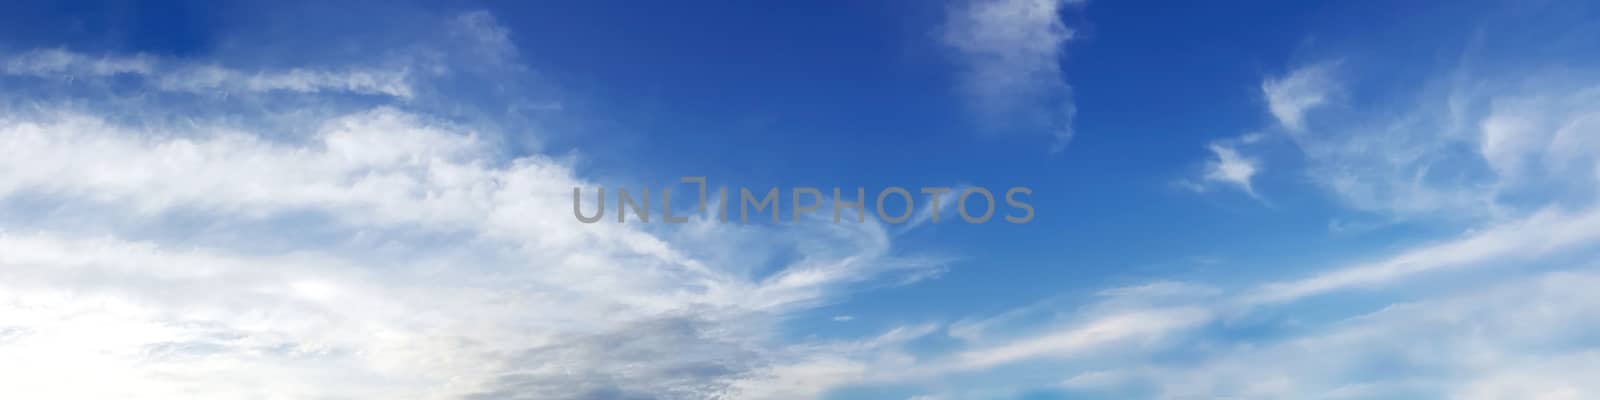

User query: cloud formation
[942,0,1080,152]
[6,3,1600,400]
[1185,133,1266,198]
[5,48,415,98]
[0,11,943,400]
[0,103,946,399]
[1262,61,1337,131]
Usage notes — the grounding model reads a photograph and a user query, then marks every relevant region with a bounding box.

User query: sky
[2,0,1600,399]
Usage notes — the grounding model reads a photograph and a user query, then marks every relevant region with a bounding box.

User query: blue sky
[3,0,1600,399]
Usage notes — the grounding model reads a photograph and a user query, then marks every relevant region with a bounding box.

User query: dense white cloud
[0,103,947,398]
[0,11,946,400]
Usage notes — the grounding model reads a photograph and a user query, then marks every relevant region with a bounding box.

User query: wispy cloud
[3,49,415,98]
[838,205,1600,398]
[2,48,155,77]
[1117,270,1600,399]
[1248,205,1600,304]
[8,2,1600,399]
[862,33,1600,400]
[1267,60,1600,219]
[1262,61,1338,131]
[945,306,1211,371]
[942,0,1081,152]
[1185,133,1267,198]
[1203,143,1259,195]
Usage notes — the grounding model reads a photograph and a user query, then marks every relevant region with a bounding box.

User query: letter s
[1004,187,1033,224]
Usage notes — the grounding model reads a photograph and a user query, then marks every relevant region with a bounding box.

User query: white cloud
[1476,88,1600,187]
[1256,60,1600,219]
[0,11,945,400]
[723,324,938,399]
[1199,141,1261,197]
[1059,369,1133,390]
[2,48,155,77]
[9,5,1600,400]
[1184,133,1266,198]
[943,0,1080,151]
[1263,62,1337,131]
[1204,144,1258,193]
[946,307,1211,371]
[1096,281,1222,299]
[157,64,415,98]
[0,104,947,398]
[922,13,1600,400]
[1134,270,1600,399]
[2,49,415,98]
[881,204,1600,398]
[1249,205,1600,304]
[889,214,1600,398]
